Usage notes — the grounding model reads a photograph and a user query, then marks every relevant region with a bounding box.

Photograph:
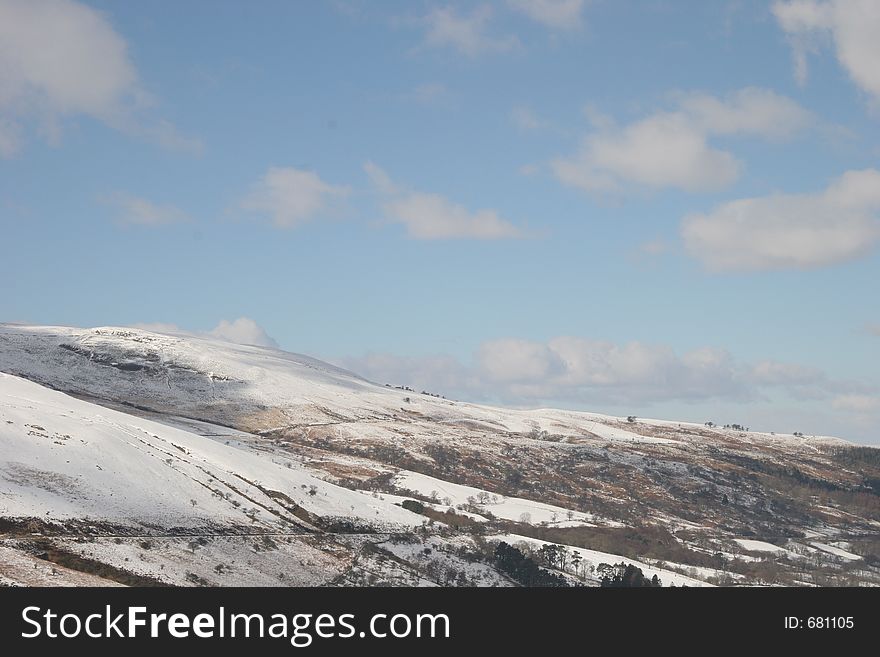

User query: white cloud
[681,168,880,271]
[347,337,749,406]
[105,193,189,226]
[0,0,197,156]
[384,193,523,240]
[339,336,879,437]
[0,0,137,117]
[552,88,811,194]
[533,338,746,402]
[131,318,278,349]
[242,167,349,229]
[507,0,586,29]
[554,112,741,193]
[421,5,518,56]
[208,318,278,348]
[478,339,565,383]
[334,352,469,393]
[675,87,813,139]
[773,0,880,106]
[365,162,524,240]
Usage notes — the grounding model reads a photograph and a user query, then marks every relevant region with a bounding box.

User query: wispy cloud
[104,193,190,227]
[419,5,519,56]
[241,167,350,229]
[365,161,524,240]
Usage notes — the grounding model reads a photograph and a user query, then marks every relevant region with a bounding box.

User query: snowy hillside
[0,372,423,529]
[1,324,878,587]
[0,324,845,445]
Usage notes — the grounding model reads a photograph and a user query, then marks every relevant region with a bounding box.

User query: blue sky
[1,0,879,442]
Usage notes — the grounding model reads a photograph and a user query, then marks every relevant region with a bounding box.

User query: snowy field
[391,470,611,527]
[0,372,423,530]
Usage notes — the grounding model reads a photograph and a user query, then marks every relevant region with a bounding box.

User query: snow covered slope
[493,533,713,587]
[0,372,422,530]
[0,324,399,432]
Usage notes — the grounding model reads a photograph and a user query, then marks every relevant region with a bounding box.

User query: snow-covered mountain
[1,324,877,587]
[0,324,715,440]
[0,372,420,529]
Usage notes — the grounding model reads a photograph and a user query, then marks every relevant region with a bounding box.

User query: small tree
[557,546,569,572]
[401,499,425,514]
